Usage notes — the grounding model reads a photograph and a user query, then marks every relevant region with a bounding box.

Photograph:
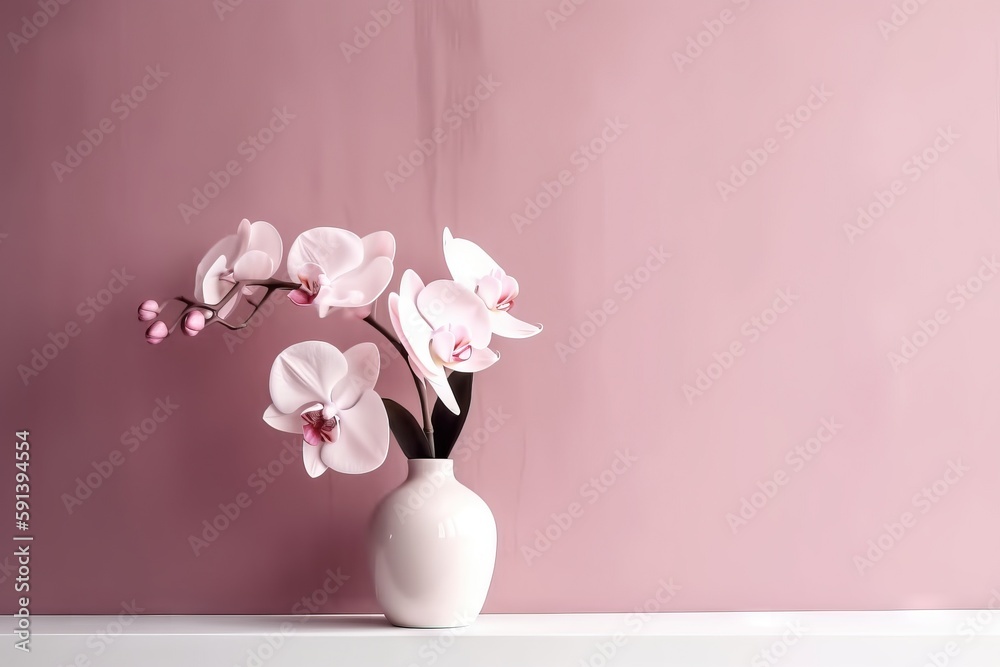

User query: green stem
[363,314,435,458]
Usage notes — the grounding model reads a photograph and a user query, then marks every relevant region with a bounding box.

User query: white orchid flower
[442,228,541,338]
[387,270,498,414]
[262,341,389,477]
[286,227,395,318]
[194,219,283,317]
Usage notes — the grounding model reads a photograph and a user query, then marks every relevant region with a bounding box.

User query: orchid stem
[168,279,301,332]
[363,314,435,458]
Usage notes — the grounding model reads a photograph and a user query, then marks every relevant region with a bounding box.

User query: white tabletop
[9,611,1000,666]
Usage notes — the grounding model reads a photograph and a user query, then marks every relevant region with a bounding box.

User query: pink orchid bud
[145,321,168,345]
[182,310,206,337]
[138,300,160,321]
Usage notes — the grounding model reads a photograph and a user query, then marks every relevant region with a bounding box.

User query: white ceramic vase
[369,459,497,628]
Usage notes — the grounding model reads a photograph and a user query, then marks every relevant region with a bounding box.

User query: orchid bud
[145,321,168,345]
[138,300,159,321]
[182,310,206,337]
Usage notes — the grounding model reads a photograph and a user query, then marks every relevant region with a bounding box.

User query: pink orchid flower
[286,227,395,318]
[442,228,542,338]
[262,341,389,477]
[388,270,499,414]
[194,219,283,317]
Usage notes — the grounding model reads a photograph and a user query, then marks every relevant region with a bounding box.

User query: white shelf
[8,611,1000,666]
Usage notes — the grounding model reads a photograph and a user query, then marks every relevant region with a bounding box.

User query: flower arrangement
[137,219,542,475]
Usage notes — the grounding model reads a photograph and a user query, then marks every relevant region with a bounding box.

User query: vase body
[369,459,497,628]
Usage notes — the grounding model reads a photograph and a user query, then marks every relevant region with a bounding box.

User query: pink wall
[3,0,999,614]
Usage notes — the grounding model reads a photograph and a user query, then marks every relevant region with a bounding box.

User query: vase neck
[407,458,454,481]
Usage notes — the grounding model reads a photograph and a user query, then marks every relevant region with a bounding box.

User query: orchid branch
[141,279,301,342]
[363,314,435,458]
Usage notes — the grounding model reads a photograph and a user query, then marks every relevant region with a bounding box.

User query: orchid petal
[201,255,231,306]
[312,286,340,319]
[268,341,348,414]
[448,347,500,373]
[476,275,503,309]
[318,391,389,474]
[426,372,459,415]
[194,236,239,301]
[233,250,275,281]
[330,342,380,410]
[362,230,396,260]
[295,262,325,287]
[301,442,329,478]
[324,255,394,307]
[302,422,328,447]
[287,227,364,283]
[388,292,431,382]
[500,274,520,301]
[399,268,424,302]
[288,289,313,306]
[234,219,252,259]
[263,403,310,434]
[288,263,324,306]
[490,310,543,339]
[390,280,439,380]
[442,228,502,288]
[246,220,283,269]
[417,280,492,348]
[430,329,456,364]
